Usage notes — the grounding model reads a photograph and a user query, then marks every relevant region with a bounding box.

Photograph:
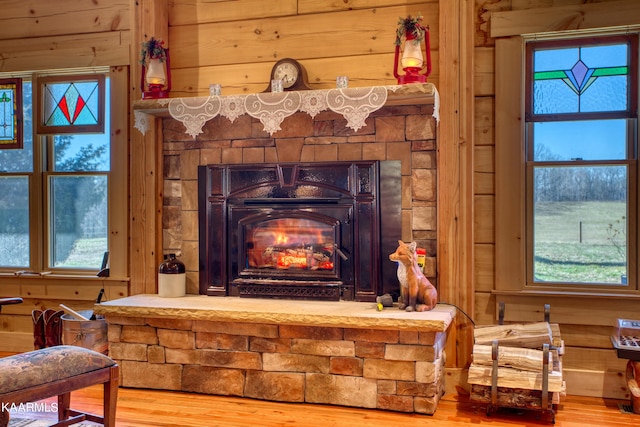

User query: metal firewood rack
[481,302,558,424]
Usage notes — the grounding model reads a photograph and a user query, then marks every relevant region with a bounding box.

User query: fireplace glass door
[245,218,336,273]
[233,207,349,284]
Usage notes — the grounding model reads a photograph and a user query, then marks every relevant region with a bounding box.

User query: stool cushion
[0,345,116,395]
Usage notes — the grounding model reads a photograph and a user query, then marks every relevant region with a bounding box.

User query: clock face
[273,62,299,88]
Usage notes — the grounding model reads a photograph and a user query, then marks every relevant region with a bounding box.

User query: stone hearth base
[95,295,455,414]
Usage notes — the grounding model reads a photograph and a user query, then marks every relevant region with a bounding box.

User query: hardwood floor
[1,351,635,426]
[5,385,637,427]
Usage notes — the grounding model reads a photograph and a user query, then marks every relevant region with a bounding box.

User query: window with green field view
[0,72,109,272]
[525,35,638,286]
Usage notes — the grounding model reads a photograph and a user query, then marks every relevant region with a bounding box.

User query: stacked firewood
[468,321,566,409]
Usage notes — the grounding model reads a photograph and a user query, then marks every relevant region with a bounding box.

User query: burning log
[257,244,334,270]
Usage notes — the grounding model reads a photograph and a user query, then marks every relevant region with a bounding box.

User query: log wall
[0,1,131,351]
[473,0,639,400]
[0,0,638,400]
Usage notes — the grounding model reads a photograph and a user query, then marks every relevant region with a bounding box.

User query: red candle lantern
[393,14,432,85]
[140,37,171,99]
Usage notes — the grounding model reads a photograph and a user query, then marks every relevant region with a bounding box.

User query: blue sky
[534,119,627,161]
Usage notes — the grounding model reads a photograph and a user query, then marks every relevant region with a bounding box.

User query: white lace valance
[134,84,439,138]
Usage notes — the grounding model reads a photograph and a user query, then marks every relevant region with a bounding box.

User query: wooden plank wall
[166,0,441,96]
[0,0,635,401]
[474,0,638,400]
[473,0,499,326]
[0,1,131,351]
[0,1,130,71]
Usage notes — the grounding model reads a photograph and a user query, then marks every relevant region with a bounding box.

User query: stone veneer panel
[98,296,453,415]
[306,373,378,408]
[161,103,438,294]
[109,319,446,414]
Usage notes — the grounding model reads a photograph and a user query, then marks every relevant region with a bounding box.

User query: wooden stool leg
[627,360,640,414]
[58,392,71,422]
[0,408,9,427]
[103,365,119,427]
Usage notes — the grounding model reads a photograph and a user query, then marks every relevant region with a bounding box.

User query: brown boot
[43,309,64,347]
[32,309,46,350]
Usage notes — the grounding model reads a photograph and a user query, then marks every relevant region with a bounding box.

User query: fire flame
[250,218,335,271]
[274,231,289,245]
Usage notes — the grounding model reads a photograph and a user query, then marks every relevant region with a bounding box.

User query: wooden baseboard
[564,368,629,400]
[0,331,33,352]
[444,367,471,397]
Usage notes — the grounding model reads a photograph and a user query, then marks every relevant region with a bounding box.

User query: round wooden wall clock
[266,58,311,92]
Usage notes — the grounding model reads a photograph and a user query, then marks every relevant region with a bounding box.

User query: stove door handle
[334,244,349,261]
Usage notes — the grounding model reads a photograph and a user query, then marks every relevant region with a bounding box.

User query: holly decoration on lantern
[140,37,167,64]
[395,13,427,46]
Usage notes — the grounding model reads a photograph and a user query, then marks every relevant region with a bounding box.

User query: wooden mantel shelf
[132,83,438,118]
[132,83,439,137]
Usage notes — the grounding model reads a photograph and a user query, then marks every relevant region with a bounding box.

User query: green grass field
[61,237,108,268]
[0,234,106,269]
[533,201,627,284]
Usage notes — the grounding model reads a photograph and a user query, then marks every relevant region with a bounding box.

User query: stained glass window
[37,74,105,134]
[0,78,23,149]
[527,36,636,118]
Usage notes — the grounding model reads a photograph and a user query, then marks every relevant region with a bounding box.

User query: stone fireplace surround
[154,83,439,296]
[120,84,445,414]
[95,295,455,414]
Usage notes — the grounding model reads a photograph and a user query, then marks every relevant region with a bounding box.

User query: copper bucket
[61,314,108,355]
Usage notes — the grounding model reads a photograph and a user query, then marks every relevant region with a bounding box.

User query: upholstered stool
[0,345,119,427]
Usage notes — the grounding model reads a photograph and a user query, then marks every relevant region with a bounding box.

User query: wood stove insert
[198,161,401,301]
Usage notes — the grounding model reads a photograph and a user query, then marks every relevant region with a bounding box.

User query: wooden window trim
[494,33,640,325]
[490,1,640,39]
[495,36,526,294]
[495,33,640,298]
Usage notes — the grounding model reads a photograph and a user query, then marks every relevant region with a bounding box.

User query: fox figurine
[389,240,438,312]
